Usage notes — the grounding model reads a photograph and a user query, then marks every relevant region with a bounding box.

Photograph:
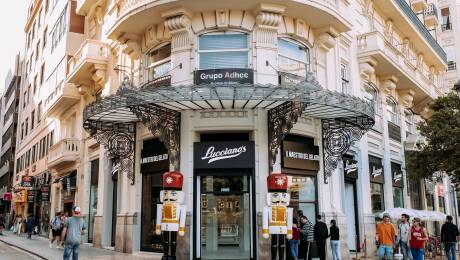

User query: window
[441,8,451,31]
[393,187,404,208]
[426,192,434,211]
[51,5,68,52]
[45,0,49,13]
[31,110,35,130]
[34,75,38,93]
[43,27,48,47]
[288,176,317,222]
[25,118,29,136]
[386,97,399,124]
[371,183,385,213]
[340,63,350,94]
[23,90,28,108]
[37,102,42,123]
[40,63,45,85]
[145,43,171,83]
[278,38,310,77]
[364,83,379,113]
[36,41,40,60]
[439,196,446,213]
[445,47,456,71]
[21,123,24,140]
[198,32,249,69]
[404,109,415,136]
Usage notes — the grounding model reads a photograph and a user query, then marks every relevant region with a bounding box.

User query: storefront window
[200,175,251,259]
[88,159,99,243]
[393,187,404,208]
[426,193,435,211]
[198,32,249,69]
[278,38,310,77]
[371,183,385,213]
[438,196,446,213]
[288,176,316,221]
[145,43,171,83]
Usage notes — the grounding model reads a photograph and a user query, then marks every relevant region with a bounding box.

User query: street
[0,241,41,260]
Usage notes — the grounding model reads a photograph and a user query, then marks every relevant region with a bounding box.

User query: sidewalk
[0,231,161,260]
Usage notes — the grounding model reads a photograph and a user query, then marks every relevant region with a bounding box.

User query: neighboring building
[13,0,84,238]
[439,0,460,92]
[0,54,22,223]
[10,0,459,259]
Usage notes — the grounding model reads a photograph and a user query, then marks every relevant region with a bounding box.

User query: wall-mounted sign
[194,141,255,169]
[282,138,319,171]
[343,155,358,179]
[369,155,384,184]
[141,138,169,173]
[21,176,33,188]
[391,162,403,188]
[194,68,254,85]
[12,190,27,203]
[27,190,35,203]
[40,185,50,202]
[279,72,305,85]
[2,192,12,201]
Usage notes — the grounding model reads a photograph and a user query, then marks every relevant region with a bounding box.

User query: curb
[0,238,49,260]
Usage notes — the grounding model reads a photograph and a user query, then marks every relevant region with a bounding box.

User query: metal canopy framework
[83,73,375,184]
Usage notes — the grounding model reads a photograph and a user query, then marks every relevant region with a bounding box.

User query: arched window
[145,43,171,83]
[404,109,415,135]
[386,97,399,124]
[278,38,310,77]
[363,83,379,112]
[198,32,249,69]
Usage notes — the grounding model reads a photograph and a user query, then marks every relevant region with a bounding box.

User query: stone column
[398,89,414,208]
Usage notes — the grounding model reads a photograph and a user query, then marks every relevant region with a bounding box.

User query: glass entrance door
[199,176,251,260]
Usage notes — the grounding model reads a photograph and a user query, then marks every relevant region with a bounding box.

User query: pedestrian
[329,219,340,260]
[62,206,86,260]
[16,215,22,236]
[27,213,34,239]
[398,214,412,260]
[50,211,63,248]
[408,217,428,260]
[441,215,460,260]
[298,215,314,260]
[314,214,328,260]
[59,211,68,248]
[376,213,396,260]
[289,218,300,259]
[0,214,5,235]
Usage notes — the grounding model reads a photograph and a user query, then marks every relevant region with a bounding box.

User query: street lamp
[454,79,460,97]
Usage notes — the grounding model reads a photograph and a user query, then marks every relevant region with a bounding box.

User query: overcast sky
[0,1,28,93]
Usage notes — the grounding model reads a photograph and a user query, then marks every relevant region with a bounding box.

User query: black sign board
[369,155,384,184]
[21,176,34,188]
[27,190,35,203]
[391,162,403,188]
[194,141,255,169]
[282,138,319,171]
[141,138,169,173]
[343,155,358,179]
[40,185,50,202]
[194,68,254,85]
[388,122,401,142]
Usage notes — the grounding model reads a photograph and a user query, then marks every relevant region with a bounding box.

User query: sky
[0,1,28,93]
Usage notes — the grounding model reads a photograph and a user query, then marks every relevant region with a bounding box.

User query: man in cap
[376,213,396,259]
[62,206,86,260]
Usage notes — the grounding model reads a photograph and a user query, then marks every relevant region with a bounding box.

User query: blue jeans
[289,240,299,258]
[377,245,393,259]
[445,242,457,260]
[410,248,424,260]
[63,243,80,260]
[399,241,412,260]
[331,240,340,260]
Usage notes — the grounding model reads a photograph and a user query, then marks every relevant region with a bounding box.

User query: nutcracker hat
[163,171,183,190]
[267,173,288,192]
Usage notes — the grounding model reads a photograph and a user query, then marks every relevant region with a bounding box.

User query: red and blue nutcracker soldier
[263,173,293,260]
[155,172,186,260]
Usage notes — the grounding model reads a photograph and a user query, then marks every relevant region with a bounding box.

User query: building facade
[10,0,459,259]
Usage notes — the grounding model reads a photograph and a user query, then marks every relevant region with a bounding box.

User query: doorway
[344,181,359,252]
[141,172,163,252]
[111,172,118,247]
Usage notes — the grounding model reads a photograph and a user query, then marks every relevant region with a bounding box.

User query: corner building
[49,0,452,259]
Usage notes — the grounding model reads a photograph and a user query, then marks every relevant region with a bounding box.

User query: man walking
[376,213,396,260]
[62,206,86,260]
[314,214,328,260]
[398,214,412,260]
[441,215,459,260]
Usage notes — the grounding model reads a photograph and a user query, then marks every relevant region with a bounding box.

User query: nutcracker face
[266,192,290,206]
[160,190,184,204]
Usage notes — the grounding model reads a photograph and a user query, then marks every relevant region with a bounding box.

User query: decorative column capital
[398,89,415,108]
[254,3,285,28]
[358,57,377,80]
[162,8,193,51]
[380,76,398,96]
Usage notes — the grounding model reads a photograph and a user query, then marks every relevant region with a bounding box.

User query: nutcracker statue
[155,171,187,260]
[262,173,293,260]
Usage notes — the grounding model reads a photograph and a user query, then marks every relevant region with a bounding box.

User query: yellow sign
[13,190,27,203]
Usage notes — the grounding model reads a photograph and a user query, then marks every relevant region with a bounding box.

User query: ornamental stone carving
[163,9,193,51]
[380,76,398,96]
[254,4,284,47]
[358,57,377,81]
[142,23,171,52]
[398,89,415,108]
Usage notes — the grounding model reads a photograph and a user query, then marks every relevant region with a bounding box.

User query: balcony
[47,138,80,169]
[410,0,428,13]
[67,39,110,86]
[0,162,9,178]
[447,61,457,71]
[43,83,81,117]
[423,4,439,28]
[373,0,446,69]
[357,30,436,109]
[76,0,98,15]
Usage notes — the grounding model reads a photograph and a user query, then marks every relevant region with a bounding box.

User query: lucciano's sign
[194,141,255,169]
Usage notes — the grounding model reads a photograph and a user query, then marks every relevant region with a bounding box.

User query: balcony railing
[48,138,80,168]
[410,0,428,13]
[448,61,457,71]
[441,23,452,32]
[43,82,80,116]
[394,0,446,63]
[423,4,439,28]
[67,39,110,83]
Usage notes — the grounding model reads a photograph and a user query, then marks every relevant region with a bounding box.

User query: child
[290,218,300,259]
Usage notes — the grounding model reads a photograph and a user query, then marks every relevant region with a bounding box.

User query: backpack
[52,217,62,230]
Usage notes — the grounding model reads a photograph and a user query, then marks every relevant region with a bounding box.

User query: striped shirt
[300,219,315,242]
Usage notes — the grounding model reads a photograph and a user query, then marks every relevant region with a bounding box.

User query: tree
[406,93,460,187]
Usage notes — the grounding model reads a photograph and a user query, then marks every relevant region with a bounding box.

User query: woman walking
[289,219,300,259]
[329,219,341,260]
[409,217,428,260]
[298,215,314,260]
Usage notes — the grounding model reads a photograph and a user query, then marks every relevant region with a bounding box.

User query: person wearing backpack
[398,214,412,260]
[50,211,63,248]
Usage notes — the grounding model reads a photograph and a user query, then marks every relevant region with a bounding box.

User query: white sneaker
[49,243,53,248]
